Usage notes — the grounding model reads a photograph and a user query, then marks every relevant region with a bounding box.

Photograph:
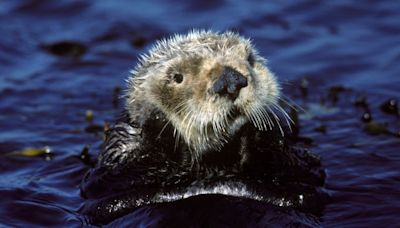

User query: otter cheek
[151,82,174,110]
[166,88,187,114]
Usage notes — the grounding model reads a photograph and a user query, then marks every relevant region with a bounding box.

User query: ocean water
[0,0,399,227]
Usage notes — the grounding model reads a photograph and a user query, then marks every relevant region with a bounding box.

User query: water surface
[0,0,399,227]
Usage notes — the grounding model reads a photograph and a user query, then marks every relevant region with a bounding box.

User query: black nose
[212,67,248,100]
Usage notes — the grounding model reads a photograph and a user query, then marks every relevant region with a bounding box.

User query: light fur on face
[126,30,291,158]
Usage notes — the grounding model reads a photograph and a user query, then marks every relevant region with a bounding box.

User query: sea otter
[80,30,326,226]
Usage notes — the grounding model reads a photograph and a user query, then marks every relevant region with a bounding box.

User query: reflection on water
[0,0,399,227]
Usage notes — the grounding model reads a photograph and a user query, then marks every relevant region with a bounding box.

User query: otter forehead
[160,31,251,55]
[137,31,253,71]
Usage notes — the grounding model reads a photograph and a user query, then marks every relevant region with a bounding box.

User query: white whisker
[173,128,180,152]
[157,120,171,138]
[266,106,284,136]
[279,95,305,113]
[251,106,265,130]
[255,107,269,130]
[260,107,274,130]
[272,103,294,133]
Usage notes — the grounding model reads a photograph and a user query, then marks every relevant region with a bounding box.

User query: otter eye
[173,73,183,83]
[247,53,255,67]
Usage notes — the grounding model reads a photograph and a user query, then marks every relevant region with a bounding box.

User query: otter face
[127,31,286,155]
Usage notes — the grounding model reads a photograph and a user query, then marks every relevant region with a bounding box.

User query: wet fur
[80,31,326,225]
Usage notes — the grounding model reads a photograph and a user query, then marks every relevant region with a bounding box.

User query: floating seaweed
[3,146,53,160]
[42,41,87,57]
[380,99,399,116]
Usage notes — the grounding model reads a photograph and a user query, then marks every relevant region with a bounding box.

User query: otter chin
[80,30,326,226]
[127,30,288,156]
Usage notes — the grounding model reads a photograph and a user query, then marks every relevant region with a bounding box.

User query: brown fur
[126,30,286,155]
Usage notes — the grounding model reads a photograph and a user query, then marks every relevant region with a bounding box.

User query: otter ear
[247,52,255,67]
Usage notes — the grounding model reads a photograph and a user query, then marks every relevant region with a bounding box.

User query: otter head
[127,31,285,156]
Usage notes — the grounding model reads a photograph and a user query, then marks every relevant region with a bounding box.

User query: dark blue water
[0,0,399,227]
